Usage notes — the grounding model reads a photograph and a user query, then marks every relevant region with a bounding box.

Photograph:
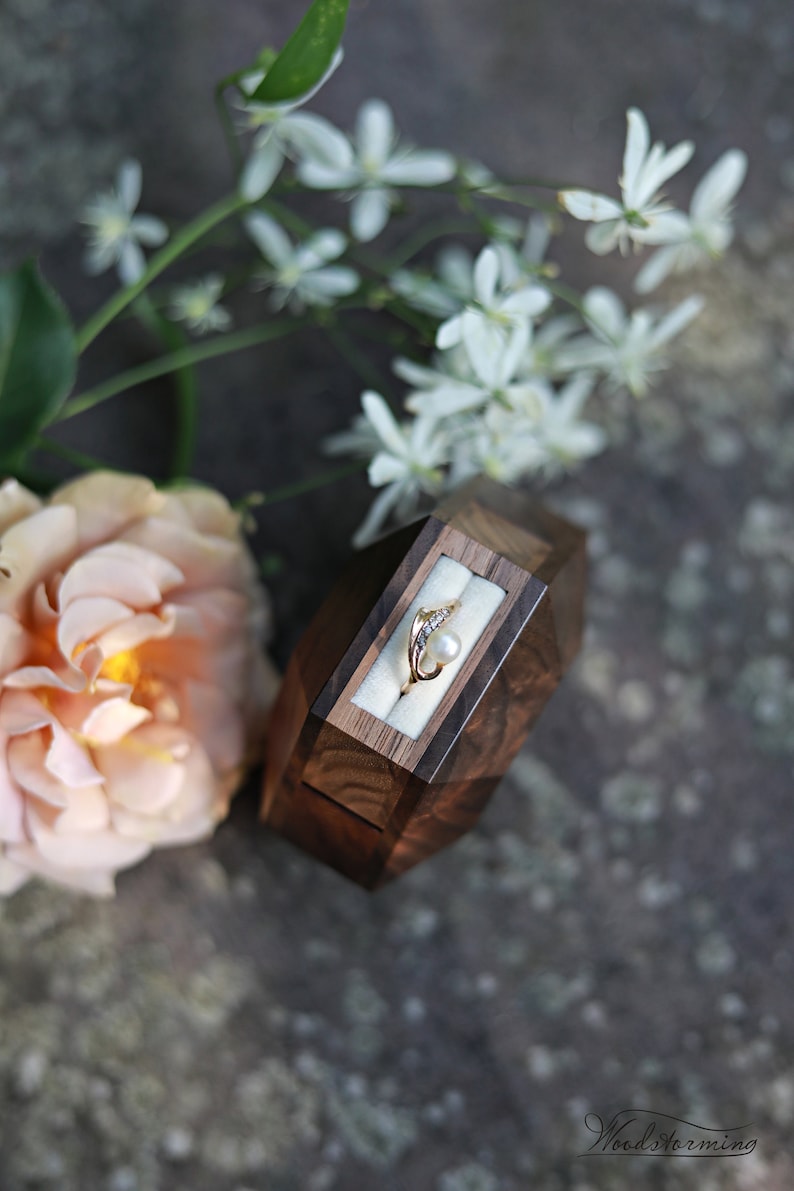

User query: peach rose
[0,471,278,896]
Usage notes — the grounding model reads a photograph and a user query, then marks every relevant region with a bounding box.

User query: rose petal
[0,689,54,736]
[95,724,188,815]
[159,488,242,539]
[112,737,218,846]
[58,542,184,612]
[183,680,245,773]
[121,518,248,591]
[0,507,78,615]
[0,734,25,843]
[21,805,151,872]
[57,596,135,663]
[0,613,30,679]
[95,608,175,658]
[7,733,69,807]
[54,786,110,835]
[50,472,163,552]
[47,723,104,789]
[0,856,30,895]
[0,480,41,537]
[81,697,151,745]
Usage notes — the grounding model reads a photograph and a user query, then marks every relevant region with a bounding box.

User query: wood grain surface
[261,477,587,888]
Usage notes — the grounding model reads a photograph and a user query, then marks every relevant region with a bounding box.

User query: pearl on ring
[425,626,461,666]
[400,598,462,696]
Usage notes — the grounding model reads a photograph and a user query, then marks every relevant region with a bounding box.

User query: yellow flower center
[99,649,141,686]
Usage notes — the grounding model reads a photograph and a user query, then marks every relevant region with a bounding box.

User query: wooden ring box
[261,477,587,889]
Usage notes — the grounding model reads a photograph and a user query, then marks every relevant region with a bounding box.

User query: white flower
[493,215,553,288]
[634,149,748,293]
[388,243,479,318]
[246,213,359,311]
[449,406,547,486]
[323,413,382,458]
[559,108,693,255]
[446,373,605,485]
[351,392,449,547]
[517,315,584,380]
[297,99,456,242]
[560,286,704,396]
[239,51,352,202]
[169,275,232,335]
[81,160,168,284]
[403,337,538,419]
[389,269,461,318]
[531,373,607,471]
[436,247,550,389]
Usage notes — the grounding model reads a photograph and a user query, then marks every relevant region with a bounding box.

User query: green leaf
[251,0,350,104]
[0,261,76,468]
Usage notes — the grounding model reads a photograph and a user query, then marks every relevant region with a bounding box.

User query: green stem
[35,437,111,472]
[76,192,247,353]
[214,83,244,175]
[325,322,394,397]
[133,295,198,481]
[259,460,366,506]
[386,217,477,272]
[59,319,305,423]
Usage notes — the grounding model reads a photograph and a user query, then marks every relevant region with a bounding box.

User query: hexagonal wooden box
[261,477,586,889]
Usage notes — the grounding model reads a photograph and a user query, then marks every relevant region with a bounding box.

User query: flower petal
[559,191,623,222]
[46,722,104,788]
[95,724,188,815]
[25,801,150,871]
[356,99,394,167]
[584,221,622,255]
[620,108,651,206]
[633,244,680,294]
[473,247,499,307]
[0,506,79,616]
[299,267,359,301]
[368,451,408,487]
[0,734,25,843]
[351,188,391,242]
[240,134,284,202]
[361,391,406,457]
[183,680,244,774]
[0,479,41,537]
[691,149,747,222]
[379,150,455,186]
[130,215,168,246]
[58,542,183,612]
[583,287,626,340]
[81,697,151,746]
[282,112,354,169]
[245,211,293,266]
[0,614,30,680]
[51,472,162,552]
[57,596,135,663]
[117,159,142,212]
[436,314,464,350]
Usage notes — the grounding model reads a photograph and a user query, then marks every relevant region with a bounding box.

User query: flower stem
[76,192,248,353]
[34,437,112,472]
[133,295,198,481]
[258,459,367,506]
[387,217,477,271]
[325,321,394,397]
[58,319,306,422]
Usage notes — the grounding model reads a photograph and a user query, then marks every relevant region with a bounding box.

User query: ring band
[400,599,462,696]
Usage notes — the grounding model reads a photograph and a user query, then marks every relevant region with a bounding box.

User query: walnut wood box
[261,477,586,889]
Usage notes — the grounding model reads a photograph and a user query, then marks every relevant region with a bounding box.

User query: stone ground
[1,0,793,1188]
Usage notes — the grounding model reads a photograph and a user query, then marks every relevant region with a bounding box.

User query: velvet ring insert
[400,599,462,696]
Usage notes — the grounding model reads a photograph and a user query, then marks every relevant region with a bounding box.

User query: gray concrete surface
[0,1,793,1188]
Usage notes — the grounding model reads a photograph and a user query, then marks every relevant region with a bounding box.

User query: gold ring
[400,599,462,696]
